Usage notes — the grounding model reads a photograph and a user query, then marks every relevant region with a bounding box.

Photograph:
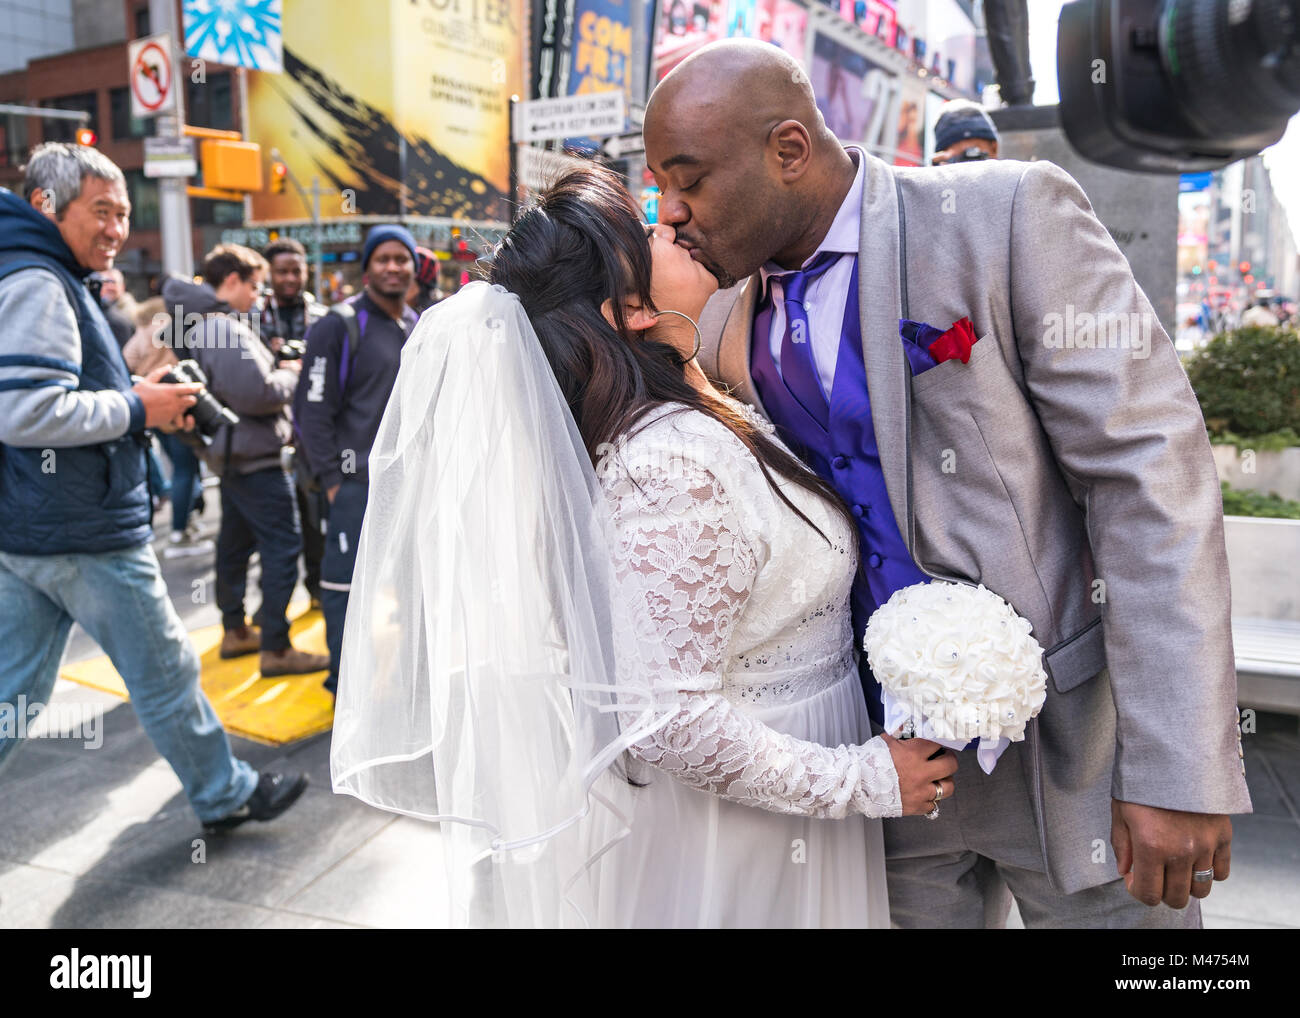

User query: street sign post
[512,93,627,144]
[143,137,197,178]
[601,132,644,161]
[145,0,191,278]
[518,146,591,193]
[128,33,176,119]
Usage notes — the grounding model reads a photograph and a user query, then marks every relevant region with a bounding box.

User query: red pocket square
[926,317,979,365]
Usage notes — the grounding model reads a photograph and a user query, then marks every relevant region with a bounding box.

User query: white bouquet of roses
[863,581,1048,774]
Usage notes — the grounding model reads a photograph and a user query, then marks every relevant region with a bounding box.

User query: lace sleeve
[604,451,901,821]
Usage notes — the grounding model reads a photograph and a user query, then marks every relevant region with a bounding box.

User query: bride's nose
[648,223,676,244]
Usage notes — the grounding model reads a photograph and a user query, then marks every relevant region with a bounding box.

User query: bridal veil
[330,281,675,927]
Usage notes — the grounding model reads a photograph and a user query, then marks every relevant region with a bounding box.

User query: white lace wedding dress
[588,400,901,928]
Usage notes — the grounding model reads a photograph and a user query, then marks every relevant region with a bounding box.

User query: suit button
[868,553,882,568]
[851,504,866,518]
[832,455,848,470]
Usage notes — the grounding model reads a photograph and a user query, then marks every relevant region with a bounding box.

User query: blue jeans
[0,543,258,823]
[159,432,202,533]
[215,466,302,652]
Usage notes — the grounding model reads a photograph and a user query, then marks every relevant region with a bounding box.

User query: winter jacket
[0,187,151,555]
[160,276,297,476]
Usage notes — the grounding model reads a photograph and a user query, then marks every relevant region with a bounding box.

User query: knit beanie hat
[362,224,418,270]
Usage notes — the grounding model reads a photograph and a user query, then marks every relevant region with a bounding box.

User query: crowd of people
[0,141,431,831]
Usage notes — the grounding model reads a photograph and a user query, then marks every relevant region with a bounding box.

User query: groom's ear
[771,120,813,182]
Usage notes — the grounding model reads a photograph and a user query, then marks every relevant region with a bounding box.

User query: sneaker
[220,624,262,659]
[203,770,309,833]
[260,645,331,677]
[163,529,214,559]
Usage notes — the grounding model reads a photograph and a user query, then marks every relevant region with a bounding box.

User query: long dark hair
[488,164,855,545]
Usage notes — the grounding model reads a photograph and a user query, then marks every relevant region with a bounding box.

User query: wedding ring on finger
[932,780,944,803]
[1193,868,1215,883]
[924,801,940,820]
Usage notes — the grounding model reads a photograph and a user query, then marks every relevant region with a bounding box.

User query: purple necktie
[771,252,839,429]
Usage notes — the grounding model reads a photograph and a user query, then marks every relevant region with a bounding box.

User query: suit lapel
[716,275,763,412]
[857,153,912,546]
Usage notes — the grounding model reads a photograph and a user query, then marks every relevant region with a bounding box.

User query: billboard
[654,0,807,81]
[182,0,284,72]
[247,0,522,224]
[809,32,890,147]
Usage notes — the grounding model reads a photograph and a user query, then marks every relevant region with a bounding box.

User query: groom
[643,39,1252,928]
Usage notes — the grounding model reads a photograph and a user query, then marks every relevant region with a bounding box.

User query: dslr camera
[275,338,308,361]
[160,359,239,445]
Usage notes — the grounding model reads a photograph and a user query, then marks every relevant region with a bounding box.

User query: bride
[330,165,956,928]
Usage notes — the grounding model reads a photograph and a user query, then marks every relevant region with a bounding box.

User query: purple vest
[751,258,930,722]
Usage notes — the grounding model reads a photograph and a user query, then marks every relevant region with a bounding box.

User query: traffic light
[270,160,287,194]
[1239,261,1251,275]
[75,127,97,146]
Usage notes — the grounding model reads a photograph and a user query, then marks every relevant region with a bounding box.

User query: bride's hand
[880,733,958,816]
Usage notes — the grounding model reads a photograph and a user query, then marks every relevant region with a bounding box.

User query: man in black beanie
[295,224,417,693]
[931,99,1000,166]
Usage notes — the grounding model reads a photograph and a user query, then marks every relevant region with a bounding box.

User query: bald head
[644,39,856,286]
[647,38,830,150]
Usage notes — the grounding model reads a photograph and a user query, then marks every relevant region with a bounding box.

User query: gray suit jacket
[699,151,1252,894]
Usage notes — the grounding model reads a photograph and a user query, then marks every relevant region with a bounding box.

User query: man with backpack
[296,225,417,693]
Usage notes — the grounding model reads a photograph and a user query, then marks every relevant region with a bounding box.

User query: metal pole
[149,0,194,279]
[509,95,519,223]
[311,178,324,301]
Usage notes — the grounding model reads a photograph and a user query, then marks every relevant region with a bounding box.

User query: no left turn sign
[129,33,175,119]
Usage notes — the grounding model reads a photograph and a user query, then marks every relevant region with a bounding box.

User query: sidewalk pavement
[1,512,1297,928]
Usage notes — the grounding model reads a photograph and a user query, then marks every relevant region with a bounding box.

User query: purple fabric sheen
[899,319,942,376]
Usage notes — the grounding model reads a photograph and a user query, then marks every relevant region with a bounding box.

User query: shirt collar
[759,146,864,300]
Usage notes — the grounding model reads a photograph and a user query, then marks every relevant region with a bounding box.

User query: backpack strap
[332,299,368,394]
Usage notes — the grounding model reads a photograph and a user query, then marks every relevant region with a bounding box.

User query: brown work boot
[260,645,331,677]
[220,624,262,659]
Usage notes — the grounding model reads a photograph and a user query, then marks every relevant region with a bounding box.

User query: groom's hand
[1111,799,1233,909]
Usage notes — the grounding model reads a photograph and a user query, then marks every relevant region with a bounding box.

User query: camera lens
[1161,0,1300,140]
[160,359,239,443]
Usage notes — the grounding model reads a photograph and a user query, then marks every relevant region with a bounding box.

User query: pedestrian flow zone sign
[513,93,626,144]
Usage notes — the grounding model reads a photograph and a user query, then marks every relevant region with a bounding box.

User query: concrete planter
[1213,444,1300,502]
[1223,515,1300,622]
[1224,515,1300,714]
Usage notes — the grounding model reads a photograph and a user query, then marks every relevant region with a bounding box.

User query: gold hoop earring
[653,309,702,363]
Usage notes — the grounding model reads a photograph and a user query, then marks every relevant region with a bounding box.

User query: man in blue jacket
[0,143,307,831]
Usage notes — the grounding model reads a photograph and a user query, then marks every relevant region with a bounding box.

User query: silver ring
[1193,868,1215,883]
[924,803,940,821]
[932,780,944,803]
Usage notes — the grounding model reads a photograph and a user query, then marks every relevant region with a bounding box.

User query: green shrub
[1220,481,1300,519]
[1211,427,1300,453]
[1186,325,1300,437]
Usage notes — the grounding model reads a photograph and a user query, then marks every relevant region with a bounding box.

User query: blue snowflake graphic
[182,0,283,72]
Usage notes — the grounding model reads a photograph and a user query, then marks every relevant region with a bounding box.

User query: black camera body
[160,359,239,446]
[276,338,307,362]
[1058,0,1300,172]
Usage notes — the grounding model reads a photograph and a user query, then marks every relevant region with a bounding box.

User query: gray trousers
[879,726,1201,929]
